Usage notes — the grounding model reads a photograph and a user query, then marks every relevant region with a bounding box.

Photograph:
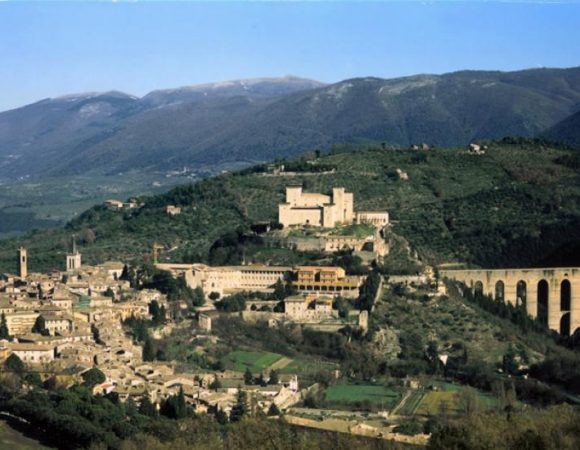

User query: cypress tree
[176,387,187,418]
[268,370,279,385]
[138,394,158,418]
[215,407,228,425]
[267,403,281,416]
[142,336,155,361]
[4,353,25,375]
[0,313,10,340]
[229,388,248,422]
[244,367,254,385]
[125,397,138,417]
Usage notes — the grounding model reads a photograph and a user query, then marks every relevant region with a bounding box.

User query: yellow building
[293,266,363,296]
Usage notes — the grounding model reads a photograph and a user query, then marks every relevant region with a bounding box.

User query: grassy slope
[0,139,579,273]
[221,350,283,372]
[0,420,55,450]
[378,280,542,364]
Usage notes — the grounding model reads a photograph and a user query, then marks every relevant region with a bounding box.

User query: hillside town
[0,186,418,439]
[3,184,579,448]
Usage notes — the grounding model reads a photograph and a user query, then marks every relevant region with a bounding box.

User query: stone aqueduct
[440,267,580,336]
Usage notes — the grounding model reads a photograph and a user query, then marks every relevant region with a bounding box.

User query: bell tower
[18,247,28,279]
[66,236,82,272]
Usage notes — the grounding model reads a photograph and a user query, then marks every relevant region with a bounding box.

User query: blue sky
[0,1,579,111]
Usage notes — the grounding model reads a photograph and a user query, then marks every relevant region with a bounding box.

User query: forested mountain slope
[543,110,580,149]
[1,67,580,178]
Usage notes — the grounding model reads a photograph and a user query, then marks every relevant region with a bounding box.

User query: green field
[324,383,401,409]
[414,382,499,416]
[221,350,283,372]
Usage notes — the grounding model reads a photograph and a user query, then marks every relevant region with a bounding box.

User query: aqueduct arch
[537,279,549,327]
[495,280,505,302]
[516,280,527,307]
[440,267,580,336]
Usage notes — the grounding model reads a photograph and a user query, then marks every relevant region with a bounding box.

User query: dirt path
[267,356,293,371]
[390,389,413,417]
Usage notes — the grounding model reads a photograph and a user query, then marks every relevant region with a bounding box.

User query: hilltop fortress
[278,185,389,228]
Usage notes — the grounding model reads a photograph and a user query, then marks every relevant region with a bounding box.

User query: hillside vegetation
[0,138,579,273]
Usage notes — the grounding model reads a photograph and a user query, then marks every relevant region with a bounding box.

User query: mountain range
[1,67,580,179]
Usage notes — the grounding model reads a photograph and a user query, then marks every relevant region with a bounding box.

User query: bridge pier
[549,282,561,332]
[504,282,517,306]
[527,283,538,320]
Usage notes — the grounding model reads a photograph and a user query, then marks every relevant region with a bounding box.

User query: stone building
[158,262,363,299]
[166,205,182,216]
[278,185,354,228]
[278,185,388,228]
[284,295,335,321]
[41,315,73,336]
[158,263,291,299]
[5,342,55,365]
[198,313,212,332]
[4,311,39,336]
[355,211,389,227]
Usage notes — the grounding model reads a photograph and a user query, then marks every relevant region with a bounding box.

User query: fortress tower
[17,247,28,279]
[66,236,82,272]
[278,185,354,228]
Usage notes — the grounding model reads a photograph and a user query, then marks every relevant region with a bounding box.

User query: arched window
[495,280,505,302]
[561,280,571,311]
[537,280,549,326]
[560,313,571,337]
[516,280,527,307]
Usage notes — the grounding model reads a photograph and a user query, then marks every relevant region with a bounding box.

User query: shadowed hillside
[543,110,580,149]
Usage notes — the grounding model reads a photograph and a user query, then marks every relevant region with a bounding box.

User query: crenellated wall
[440,267,580,336]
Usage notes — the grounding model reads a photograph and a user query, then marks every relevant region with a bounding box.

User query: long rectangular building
[156,263,363,299]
